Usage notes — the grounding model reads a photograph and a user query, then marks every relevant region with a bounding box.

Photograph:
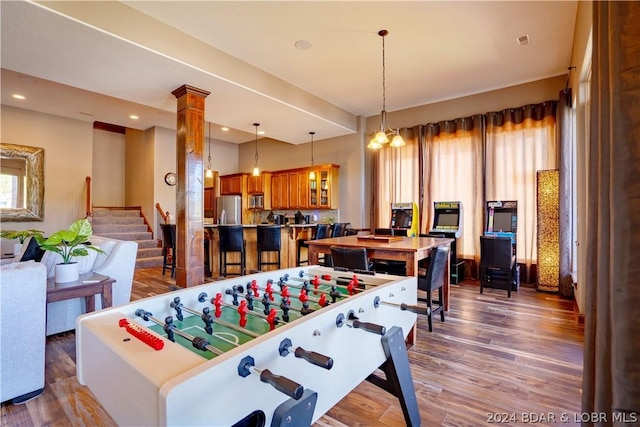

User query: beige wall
[237,76,566,230]
[1,105,93,254]
[124,128,155,236]
[92,128,125,207]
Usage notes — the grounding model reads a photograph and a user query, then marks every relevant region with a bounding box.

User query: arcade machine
[428,201,464,284]
[482,200,520,291]
[373,202,419,275]
[389,202,419,237]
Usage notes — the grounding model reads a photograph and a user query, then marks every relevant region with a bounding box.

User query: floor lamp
[536,169,560,292]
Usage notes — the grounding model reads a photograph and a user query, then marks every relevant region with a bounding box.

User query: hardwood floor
[1,268,583,427]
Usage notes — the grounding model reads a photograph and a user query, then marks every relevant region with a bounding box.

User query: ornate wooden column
[172,85,210,288]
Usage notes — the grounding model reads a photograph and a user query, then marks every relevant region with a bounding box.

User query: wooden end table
[46,273,115,313]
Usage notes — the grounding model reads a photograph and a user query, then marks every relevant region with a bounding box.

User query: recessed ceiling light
[258,131,265,136]
[129,115,139,120]
[79,112,94,117]
[295,40,312,50]
[221,127,229,132]
[12,94,25,100]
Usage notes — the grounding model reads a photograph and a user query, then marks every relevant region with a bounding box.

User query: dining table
[306,234,454,310]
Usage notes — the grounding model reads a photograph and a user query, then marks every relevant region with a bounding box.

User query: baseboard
[573,294,584,324]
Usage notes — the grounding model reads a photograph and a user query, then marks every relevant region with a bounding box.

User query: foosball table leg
[270,389,318,427]
[366,326,421,427]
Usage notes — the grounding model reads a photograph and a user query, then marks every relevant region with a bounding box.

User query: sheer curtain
[373,128,419,228]
[485,103,557,275]
[421,116,484,263]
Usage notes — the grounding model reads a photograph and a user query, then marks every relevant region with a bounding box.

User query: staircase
[91,208,163,269]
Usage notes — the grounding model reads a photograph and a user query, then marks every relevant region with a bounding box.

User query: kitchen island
[204,224,316,277]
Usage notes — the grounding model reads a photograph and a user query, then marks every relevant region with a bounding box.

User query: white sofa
[44,236,138,335]
[0,262,47,403]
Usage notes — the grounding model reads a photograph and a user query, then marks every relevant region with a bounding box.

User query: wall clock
[164,172,177,186]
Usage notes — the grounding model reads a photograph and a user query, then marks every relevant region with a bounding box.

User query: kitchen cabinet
[247,173,270,194]
[270,172,289,209]
[220,174,244,195]
[309,165,339,209]
[204,188,215,211]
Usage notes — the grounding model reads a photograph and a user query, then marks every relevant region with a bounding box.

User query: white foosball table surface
[76,266,417,426]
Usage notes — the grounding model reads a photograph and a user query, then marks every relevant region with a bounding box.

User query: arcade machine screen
[491,211,513,232]
[394,210,411,229]
[389,202,419,237]
[436,212,459,228]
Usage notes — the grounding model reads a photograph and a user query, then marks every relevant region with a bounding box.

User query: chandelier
[368,29,405,149]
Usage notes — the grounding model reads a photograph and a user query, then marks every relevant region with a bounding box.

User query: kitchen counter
[204,224,316,277]
[204,223,317,228]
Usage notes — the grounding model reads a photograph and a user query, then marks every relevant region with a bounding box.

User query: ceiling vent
[517,34,531,46]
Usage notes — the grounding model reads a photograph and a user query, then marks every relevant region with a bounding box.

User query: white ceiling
[1,1,578,145]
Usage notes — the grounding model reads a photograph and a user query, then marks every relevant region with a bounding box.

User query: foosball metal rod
[172,295,262,337]
[238,355,304,400]
[372,296,430,315]
[295,272,367,295]
[248,281,322,311]
[171,303,251,347]
[278,275,346,300]
[298,270,379,288]
[335,311,386,336]
[135,309,224,356]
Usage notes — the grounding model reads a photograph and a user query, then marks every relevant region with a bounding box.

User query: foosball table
[76,266,423,426]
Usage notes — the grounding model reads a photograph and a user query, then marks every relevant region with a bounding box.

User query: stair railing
[85,176,92,218]
[155,203,170,224]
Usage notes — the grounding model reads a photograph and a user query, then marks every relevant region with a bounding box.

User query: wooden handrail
[85,176,92,217]
[155,203,170,224]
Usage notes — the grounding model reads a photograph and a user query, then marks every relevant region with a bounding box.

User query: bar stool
[218,225,245,277]
[160,224,176,278]
[257,225,281,271]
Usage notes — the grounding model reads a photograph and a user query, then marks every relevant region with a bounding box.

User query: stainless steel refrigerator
[216,195,242,224]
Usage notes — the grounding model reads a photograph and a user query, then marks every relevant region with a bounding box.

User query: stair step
[136,256,164,269]
[92,208,162,271]
[138,247,162,258]
[136,239,160,249]
[93,209,140,217]
[95,231,152,241]
[93,216,144,225]
[93,224,148,234]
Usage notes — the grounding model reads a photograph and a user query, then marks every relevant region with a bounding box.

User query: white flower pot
[13,243,23,256]
[55,262,79,283]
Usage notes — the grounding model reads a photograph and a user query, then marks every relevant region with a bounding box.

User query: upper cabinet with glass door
[308,164,339,209]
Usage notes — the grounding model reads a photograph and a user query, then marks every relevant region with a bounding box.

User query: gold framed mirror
[0,143,44,221]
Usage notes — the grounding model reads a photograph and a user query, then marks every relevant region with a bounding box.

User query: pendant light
[205,121,213,178]
[308,131,316,180]
[252,123,260,176]
[368,29,405,149]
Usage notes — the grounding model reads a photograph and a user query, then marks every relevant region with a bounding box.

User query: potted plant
[0,229,44,255]
[35,218,104,283]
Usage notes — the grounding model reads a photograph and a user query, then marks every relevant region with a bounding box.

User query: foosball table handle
[260,369,304,401]
[294,347,334,370]
[238,355,304,400]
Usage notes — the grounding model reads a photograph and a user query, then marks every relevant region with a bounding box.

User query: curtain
[557,89,574,298]
[421,116,484,264]
[485,102,557,275]
[583,1,640,423]
[373,128,419,228]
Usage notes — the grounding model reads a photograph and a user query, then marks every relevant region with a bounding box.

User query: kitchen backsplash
[254,209,340,224]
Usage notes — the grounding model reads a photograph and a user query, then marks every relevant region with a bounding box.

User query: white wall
[1,105,93,253]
